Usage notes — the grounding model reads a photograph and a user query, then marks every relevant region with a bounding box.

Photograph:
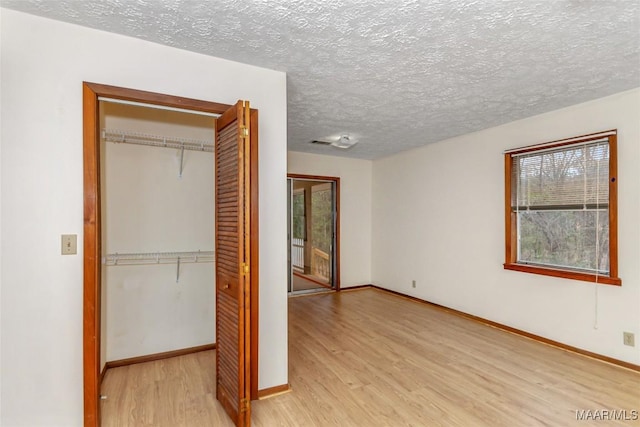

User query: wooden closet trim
[249,109,260,400]
[83,82,260,426]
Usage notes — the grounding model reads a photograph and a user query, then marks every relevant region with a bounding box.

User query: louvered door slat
[215,100,252,426]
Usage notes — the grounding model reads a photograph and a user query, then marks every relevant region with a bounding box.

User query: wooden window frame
[503,130,621,286]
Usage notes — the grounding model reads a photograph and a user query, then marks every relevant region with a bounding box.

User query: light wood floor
[292,272,330,292]
[101,288,639,426]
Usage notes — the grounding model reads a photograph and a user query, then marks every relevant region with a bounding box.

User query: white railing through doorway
[292,237,304,271]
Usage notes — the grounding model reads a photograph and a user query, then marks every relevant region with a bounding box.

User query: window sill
[503,263,621,286]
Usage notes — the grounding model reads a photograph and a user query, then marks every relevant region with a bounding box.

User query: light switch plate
[61,234,77,255]
[623,332,635,347]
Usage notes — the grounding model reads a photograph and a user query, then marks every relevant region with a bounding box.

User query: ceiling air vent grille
[309,139,332,145]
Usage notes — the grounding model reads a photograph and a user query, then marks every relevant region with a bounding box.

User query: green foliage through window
[292,192,305,240]
[513,141,610,274]
[311,189,333,253]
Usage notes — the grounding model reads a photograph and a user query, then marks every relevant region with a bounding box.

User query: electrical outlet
[61,234,77,255]
[412,280,416,288]
[623,332,635,347]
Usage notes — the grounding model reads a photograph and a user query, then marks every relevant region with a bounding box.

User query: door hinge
[240,397,249,413]
[241,263,249,275]
[241,127,249,137]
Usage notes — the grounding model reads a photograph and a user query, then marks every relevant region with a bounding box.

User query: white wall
[0,7,3,423]
[0,9,288,426]
[372,88,640,365]
[102,103,216,363]
[288,151,372,287]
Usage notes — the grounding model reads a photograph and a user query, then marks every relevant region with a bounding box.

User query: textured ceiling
[3,1,639,159]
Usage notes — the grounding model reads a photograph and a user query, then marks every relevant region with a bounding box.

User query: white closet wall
[101,102,215,362]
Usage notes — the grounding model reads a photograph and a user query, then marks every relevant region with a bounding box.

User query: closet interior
[99,101,216,374]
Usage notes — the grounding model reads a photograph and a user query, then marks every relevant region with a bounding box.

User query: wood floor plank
[102,288,639,426]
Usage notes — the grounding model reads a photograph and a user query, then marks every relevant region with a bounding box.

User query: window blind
[511,139,609,211]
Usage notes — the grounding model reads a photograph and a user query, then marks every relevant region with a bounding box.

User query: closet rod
[103,250,214,266]
[99,97,222,118]
[102,129,214,153]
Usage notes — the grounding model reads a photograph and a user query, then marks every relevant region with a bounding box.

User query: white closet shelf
[103,250,214,266]
[102,129,214,153]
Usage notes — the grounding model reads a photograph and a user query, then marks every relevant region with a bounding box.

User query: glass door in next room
[287,176,338,293]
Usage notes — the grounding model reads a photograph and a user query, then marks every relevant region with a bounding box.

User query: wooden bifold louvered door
[215,100,252,426]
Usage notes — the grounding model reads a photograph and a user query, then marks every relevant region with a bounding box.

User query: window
[504,130,620,285]
[292,189,306,240]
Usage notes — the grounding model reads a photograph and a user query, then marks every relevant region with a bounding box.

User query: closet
[99,101,216,370]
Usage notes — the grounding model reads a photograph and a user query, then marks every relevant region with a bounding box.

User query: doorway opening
[83,83,259,427]
[287,174,340,293]
[98,99,217,421]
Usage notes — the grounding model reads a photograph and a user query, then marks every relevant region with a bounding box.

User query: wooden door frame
[287,174,340,290]
[82,82,259,426]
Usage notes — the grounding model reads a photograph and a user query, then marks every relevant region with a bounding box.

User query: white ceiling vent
[309,135,358,149]
[331,135,358,149]
[309,139,332,146]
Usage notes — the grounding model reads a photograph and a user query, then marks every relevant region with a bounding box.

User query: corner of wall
[0,6,4,420]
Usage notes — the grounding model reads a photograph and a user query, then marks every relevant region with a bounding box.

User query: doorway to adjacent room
[287,175,340,293]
